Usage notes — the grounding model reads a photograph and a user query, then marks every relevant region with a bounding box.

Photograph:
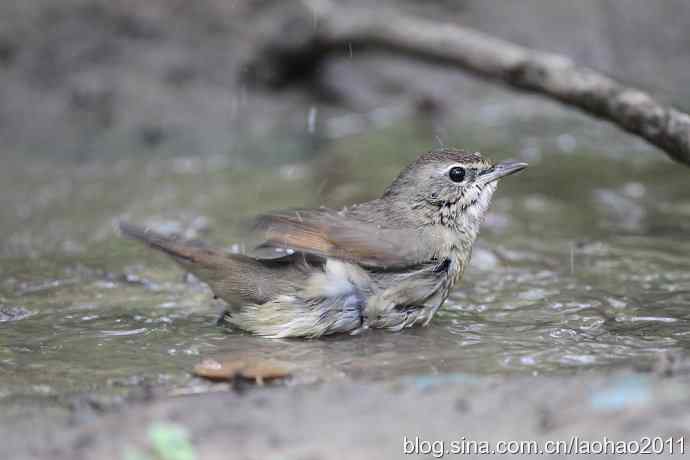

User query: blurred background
[2,0,690,158]
[1,1,690,457]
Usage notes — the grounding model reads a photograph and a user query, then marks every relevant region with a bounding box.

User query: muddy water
[1,116,689,411]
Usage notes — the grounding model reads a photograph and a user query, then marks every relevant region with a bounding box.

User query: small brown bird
[120,148,526,338]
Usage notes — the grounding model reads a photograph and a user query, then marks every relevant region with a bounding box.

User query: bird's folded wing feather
[252,209,437,269]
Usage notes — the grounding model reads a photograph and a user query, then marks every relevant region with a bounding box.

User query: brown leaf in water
[193,358,246,381]
[239,362,291,384]
[193,358,290,384]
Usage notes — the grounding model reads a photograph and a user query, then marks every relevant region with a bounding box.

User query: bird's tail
[118,221,298,306]
[117,220,252,293]
[119,221,218,267]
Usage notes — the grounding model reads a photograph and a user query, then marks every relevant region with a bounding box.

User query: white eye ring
[441,164,465,174]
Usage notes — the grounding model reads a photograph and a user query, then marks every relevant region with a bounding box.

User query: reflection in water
[1,120,689,408]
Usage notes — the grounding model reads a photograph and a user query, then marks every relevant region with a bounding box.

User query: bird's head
[383,148,527,229]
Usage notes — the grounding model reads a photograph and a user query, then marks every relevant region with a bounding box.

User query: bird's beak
[478,160,528,184]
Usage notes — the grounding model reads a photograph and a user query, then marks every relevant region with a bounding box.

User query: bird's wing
[252,208,436,269]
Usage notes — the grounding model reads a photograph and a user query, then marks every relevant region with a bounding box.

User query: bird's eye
[448,166,466,182]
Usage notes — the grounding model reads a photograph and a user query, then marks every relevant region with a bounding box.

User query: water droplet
[622,182,646,199]
[307,106,318,133]
[556,133,577,153]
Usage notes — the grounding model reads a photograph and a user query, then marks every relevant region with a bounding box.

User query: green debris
[123,422,197,460]
[149,422,198,460]
[124,448,155,460]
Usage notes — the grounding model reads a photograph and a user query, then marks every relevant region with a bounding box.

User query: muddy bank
[2,370,689,459]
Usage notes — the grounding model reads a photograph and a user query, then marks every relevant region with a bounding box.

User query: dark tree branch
[247,0,690,167]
